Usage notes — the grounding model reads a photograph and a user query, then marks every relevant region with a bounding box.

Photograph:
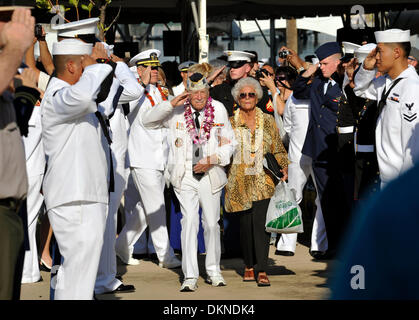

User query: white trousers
[118,174,156,257]
[116,168,174,263]
[277,157,328,253]
[21,174,44,283]
[174,173,222,279]
[95,163,128,294]
[48,201,107,300]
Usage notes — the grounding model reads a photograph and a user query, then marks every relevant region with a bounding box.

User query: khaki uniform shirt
[0,91,28,200]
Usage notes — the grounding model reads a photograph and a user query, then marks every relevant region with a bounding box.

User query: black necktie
[325,81,333,95]
[194,111,200,129]
[192,111,204,180]
[377,78,403,118]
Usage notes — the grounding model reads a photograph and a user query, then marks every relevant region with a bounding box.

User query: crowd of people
[1,6,419,300]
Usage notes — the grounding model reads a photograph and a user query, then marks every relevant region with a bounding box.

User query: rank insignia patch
[403,113,417,122]
[405,103,414,111]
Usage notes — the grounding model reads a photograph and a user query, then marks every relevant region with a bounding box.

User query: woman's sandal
[257,272,271,287]
[243,267,256,282]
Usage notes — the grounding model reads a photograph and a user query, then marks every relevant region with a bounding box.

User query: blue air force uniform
[293,42,349,256]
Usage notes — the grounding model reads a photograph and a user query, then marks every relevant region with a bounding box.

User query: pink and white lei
[184,96,215,145]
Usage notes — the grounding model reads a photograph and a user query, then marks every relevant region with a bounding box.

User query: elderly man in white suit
[142,69,237,292]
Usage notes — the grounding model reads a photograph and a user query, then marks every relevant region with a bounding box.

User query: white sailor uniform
[354,65,419,187]
[41,63,113,300]
[94,61,143,294]
[115,83,178,266]
[21,102,45,283]
[277,94,328,253]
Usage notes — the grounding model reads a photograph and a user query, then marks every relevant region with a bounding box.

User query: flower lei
[184,96,215,145]
[234,107,264,155]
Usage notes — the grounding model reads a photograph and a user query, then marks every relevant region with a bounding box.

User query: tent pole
[270,18,276,66]
[198,0,209,63]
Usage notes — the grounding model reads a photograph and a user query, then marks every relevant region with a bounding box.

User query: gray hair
[231,77,263,103]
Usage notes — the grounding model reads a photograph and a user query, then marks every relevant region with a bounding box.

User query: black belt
[0,197,22,212]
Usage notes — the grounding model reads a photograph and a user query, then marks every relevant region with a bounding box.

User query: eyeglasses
[276,76,287,81]
[239,92,256,99]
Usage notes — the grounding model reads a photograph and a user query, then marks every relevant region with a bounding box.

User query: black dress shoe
[132,253,148,260]
[148,253,158,261]
[104,284,136,294]
[275,250,295,256]
[309,250,326,260]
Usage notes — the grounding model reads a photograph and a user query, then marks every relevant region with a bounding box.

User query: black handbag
[264,152,284,180]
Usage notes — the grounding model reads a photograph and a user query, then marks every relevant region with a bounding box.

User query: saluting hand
[81,54,96,69]
[91,42,108,60]
[363,48,377,70]
[207,65,226,83]
[110,54,124,63]
[302,63,319,78]
[141,66,152,86]
[170,91,189,108]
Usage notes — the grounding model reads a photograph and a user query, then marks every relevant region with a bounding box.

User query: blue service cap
[315,42,342,61]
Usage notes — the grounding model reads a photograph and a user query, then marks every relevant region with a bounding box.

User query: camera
[255,68,270,80]
[34,24,43,39]
[278,49,290,59]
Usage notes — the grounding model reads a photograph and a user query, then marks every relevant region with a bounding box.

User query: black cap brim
[340,53,354,63]
[228,60,248,69]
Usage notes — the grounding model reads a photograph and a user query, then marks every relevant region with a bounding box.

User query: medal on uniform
[175,137,183,148]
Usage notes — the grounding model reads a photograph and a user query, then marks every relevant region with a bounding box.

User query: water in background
[136,27,336,64]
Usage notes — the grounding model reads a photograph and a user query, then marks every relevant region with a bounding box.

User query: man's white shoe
[206,274,226,287]
[159,256,181,269]
[180,278,198,292]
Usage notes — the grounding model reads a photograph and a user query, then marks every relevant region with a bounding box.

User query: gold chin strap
[136,60,161,67]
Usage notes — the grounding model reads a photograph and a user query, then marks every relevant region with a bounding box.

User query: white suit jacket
[354,65,419,186]
[41,63,112,210]
[142,99,237,193]
[127,84,169,170]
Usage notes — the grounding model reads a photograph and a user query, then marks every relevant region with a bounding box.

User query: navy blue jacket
[293,74,343,162]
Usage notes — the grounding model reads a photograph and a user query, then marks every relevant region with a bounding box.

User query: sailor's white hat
[374,29,410,43]
[129,49,161,67]
[53,17,99,38]
[52,39,92,55]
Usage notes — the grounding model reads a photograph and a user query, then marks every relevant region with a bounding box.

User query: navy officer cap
[315,42,342,61]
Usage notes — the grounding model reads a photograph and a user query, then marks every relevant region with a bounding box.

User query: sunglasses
[276,76,287,81]
[239,92,256,99]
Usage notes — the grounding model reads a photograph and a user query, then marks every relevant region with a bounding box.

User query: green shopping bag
[265,181,304,234]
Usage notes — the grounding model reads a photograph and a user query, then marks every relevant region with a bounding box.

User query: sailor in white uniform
[172,61,197,96]
[276,94,328,256]
[142,70,237,292]
[54,17,141,294]
[354,29,419,187]
[41,39,113,300]
[94,44,142,295]
[115,49,181,268]
[21,98,45,284]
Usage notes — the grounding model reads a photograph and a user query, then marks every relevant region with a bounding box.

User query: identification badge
[175,137,183,148]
